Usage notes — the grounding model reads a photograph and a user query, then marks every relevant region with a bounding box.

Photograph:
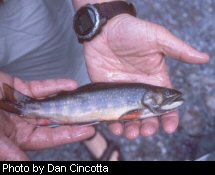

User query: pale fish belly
[25,102,140,124]
[61,105,141,123]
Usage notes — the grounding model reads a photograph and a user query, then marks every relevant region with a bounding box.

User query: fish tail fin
[0,83,32,115]
[1,83,32,103]
[0,100,22,115]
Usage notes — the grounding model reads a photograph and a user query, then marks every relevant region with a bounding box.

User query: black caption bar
[0,161,213,174]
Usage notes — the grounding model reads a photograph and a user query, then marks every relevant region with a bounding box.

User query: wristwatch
[73,1,136,43]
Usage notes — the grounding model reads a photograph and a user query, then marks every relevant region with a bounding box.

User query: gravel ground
[28,0,215,161]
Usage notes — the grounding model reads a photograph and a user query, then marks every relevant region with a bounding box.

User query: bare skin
[83,14,209,139]
[73,0,209,139]
[0,0,209,160]
[0,72,95,160]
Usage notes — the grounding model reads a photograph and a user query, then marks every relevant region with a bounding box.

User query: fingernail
[125,125,139,140]
[164,124,177,134]
[109,123,123,136]
[141,123,156,136]
[163,118,178,134]
[113,127,123,136]
[192,52,210,61]
[199,52,209,59]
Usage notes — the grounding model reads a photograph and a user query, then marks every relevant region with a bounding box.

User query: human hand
[0,72,95,160]
[83,14,209,139]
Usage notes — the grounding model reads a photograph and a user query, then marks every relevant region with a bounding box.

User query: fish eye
[164,90,170,97]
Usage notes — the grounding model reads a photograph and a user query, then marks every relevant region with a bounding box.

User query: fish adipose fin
[0,83,33,115]
[119,109,143,121]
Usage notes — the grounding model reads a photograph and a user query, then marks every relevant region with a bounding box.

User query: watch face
[74,6,96,36]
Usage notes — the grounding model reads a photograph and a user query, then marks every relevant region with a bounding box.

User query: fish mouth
[160,93,184,111]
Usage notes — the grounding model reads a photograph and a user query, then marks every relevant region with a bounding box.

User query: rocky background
[28,0,215,161]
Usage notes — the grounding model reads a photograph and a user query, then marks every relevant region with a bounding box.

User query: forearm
[72,0,127,10]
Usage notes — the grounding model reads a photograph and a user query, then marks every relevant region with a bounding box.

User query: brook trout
[0,83,184,125]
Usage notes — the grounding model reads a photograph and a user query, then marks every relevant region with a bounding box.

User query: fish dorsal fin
[75,83,108,91]
[1,83,32,103]
[119,109,143,121]
[74,82,129,93]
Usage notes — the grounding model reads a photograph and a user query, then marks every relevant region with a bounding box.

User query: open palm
[84,14,209,139]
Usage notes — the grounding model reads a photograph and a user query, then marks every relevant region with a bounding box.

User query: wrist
[73,0,135,43]
[73,0,128,10]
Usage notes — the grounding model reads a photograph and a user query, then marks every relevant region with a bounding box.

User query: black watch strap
[94,1,136,20]
[74,1,136,43]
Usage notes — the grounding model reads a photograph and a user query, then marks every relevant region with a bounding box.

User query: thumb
[0,135,30,161]
[13,78,78,98]
[155,25,209,64]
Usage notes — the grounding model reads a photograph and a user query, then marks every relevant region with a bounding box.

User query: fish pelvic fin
[0,83,32,115]
[119,109,143,121]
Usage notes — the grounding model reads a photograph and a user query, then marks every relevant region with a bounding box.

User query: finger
[21,125,95,150]
[14,78,78,98]
[156,25,209,64]
[108,122,124,136]
[0,72,14,86]
[154,68,180,134]
[0,135,29,161]
[140,117,159,137]
[124,121,140,140]
[161,111,179,134]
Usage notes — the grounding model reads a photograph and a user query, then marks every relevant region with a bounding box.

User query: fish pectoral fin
[119,109,143,121]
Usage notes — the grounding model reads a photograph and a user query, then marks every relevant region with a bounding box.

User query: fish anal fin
[2,83,32,103]
[119,109,143,121]
[78,121,100,127]
[38,120,100,128]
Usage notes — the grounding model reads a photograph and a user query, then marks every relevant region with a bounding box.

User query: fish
[0,82,184,126]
